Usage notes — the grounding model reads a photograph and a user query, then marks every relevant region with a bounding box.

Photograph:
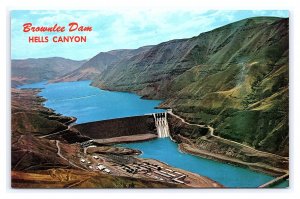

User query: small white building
[103,168,111,173]
[93,155,99,159]
[97,165,106,171]
[80,158,86,163]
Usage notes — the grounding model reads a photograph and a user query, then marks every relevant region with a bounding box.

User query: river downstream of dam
[19,80,288,188]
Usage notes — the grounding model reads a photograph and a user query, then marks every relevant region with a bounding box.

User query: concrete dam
[72,112,170,141]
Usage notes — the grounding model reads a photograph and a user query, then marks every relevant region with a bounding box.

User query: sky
[11,10,289,60]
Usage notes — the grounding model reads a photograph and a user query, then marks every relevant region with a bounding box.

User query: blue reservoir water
[19,80,164,124]
[120,138,278,188]
[19,80,288,188]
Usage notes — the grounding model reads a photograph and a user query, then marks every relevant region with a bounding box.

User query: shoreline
[177,143,289,188]
[178,142,287,177]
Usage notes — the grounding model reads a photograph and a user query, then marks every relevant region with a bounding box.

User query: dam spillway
[153,112,170,138]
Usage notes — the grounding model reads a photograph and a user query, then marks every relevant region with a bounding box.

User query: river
[18,80,288,188]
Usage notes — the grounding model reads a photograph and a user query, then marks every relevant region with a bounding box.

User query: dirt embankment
[167,113,289,176]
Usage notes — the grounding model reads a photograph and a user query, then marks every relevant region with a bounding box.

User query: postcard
[11,10,289,188]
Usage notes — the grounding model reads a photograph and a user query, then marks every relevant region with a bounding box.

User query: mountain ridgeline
[11,57,85,87]
[53,46,153,82]
[90,17,289,156]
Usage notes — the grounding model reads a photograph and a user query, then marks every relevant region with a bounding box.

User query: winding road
[39,127,70,138]
[168,111,289,160]
[55,140,87,171]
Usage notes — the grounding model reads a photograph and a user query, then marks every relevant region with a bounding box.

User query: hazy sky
[11,10,289,60]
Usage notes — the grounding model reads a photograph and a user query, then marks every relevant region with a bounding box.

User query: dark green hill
[92,17,289,156]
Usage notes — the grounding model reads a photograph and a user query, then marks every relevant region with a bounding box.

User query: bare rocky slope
[90,17,289,156]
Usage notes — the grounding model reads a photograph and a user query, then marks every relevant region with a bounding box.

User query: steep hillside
[11,57,85,87]
[55,46,153,82]
[92,17,289,156]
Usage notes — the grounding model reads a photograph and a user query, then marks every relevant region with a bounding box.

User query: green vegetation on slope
[92,17,289,156]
